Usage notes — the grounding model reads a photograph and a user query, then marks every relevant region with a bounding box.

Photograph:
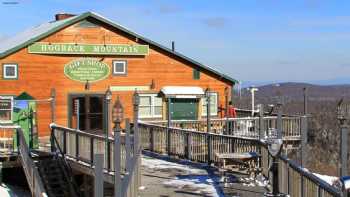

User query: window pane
[154,97,162,106]
[154,106,162,116]
[0,99,12,110]
[139,106,151,117]
[0,111,11,121]
[140,97,151,106]
[5,67,15,77]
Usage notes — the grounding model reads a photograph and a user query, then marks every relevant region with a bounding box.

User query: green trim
[0,12,239,84]
[2,63,18,80]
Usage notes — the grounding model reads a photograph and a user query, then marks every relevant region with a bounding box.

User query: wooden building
[0,12,238,137]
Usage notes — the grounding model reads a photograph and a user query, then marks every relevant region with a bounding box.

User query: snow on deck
[141,156,224,197]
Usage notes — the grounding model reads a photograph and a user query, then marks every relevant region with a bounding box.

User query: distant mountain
[240,82,350,102]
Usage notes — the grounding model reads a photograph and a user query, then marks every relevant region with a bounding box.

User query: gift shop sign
[64,58,110,82]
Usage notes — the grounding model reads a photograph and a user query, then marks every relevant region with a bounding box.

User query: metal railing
[140,121,342,197]
[139,121,260,164]
[260,144,341,197]
[146,116,302,140]
[17,128,48,197]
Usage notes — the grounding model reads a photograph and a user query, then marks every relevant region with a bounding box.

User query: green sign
[64,58,110,82]
[28,42,149,56]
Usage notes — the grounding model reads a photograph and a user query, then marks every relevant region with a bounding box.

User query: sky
[0,0,350,85]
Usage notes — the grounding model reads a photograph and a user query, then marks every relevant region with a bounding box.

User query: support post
[303,87,308,115]
[104,88,112,172]
[94,154,104,197]
[301,116,308,167]
[167,98,171,155]
[340,122,348,178]
[225,87,229,135]
[206,89,212,164]
[133,92,141,196]
[50,88,56,123]
[150,127,154,152]
[259,104,265,139]
[114,126,122,197]
[186,132,192,160]
[276,103,283,139]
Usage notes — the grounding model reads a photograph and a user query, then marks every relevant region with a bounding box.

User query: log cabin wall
[0,16,234,136]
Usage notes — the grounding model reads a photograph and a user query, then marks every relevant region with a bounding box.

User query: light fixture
[85,80,90,90]
[112,96,124,126]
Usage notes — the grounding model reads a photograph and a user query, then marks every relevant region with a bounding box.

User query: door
[70,94,104,133]
[170,98,198,120]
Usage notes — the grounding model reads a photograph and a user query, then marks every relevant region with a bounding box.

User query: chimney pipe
[55,13,76,21]
[171,41,175,52]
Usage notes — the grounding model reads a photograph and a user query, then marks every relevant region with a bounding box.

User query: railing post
[105,87,112,173]
[50,88,56,123]
[50,128,55,153]
[186,132,192,160]
[114,127,122,197]
[133,91,141,195]
[75,131,79,160]
[167,98,171,155]
[150,127,154,152]
[63,130,66,154]
[277,103,283,139]
[301,116,308,167]
[94,154,104,197]
[206,89,212,164]
[259,104,265,139]
[90,138,94,166]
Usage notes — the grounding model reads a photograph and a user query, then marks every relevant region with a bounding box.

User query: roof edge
[0,11,238,84]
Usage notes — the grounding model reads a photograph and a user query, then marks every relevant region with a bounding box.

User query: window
[193,68,200,80]
[113,60,127,75]
[2,64,18,79]
[202,92,218,116]
[139,94,163,118]
[0,96,13,123]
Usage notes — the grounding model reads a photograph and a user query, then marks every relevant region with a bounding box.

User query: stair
[34,152,78,197]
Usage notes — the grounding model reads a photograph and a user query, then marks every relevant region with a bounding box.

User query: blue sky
[1,0,350,85]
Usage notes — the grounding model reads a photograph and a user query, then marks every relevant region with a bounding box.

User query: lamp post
[105,87,112,170]
[247,86,258,116]
[112,96,123,197]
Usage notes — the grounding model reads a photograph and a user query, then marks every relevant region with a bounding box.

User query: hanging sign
[28,42,149,56]
[64,58,110,82]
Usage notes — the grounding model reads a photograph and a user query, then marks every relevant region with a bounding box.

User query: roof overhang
[161,86,205,99]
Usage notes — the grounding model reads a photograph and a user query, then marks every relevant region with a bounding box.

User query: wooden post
[50,88,56,123]
[277,103,282,139]
[206,89,212,164]
[303,87,308,115]
[186,132,192,160]
[167,98,171,155]
[114,128,122,197]
[150,127,154,152]
[301,116,308,167]
[340,122,348,178]
[90,138,94,166]
[258,104,265,139]
[125,119,131,173]
[94,154,104,197]
[133,91,141,196]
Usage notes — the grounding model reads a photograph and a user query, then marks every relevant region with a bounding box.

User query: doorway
[69,94,104,134]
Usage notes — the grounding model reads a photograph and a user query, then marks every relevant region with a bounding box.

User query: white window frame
[139,94,163,118]
[112,60,127,75]
[2,63,18,79]
[0,96,14,123]
[202,92,218,116]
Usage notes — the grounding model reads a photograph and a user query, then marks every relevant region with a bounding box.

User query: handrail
[51,130,80,197]
[17,128,48,197]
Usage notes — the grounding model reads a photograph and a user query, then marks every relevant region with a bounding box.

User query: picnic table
[215,152,261,178]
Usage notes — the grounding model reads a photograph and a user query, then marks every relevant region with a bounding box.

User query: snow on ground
[0,183,30,197]
[142,156,224,197]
